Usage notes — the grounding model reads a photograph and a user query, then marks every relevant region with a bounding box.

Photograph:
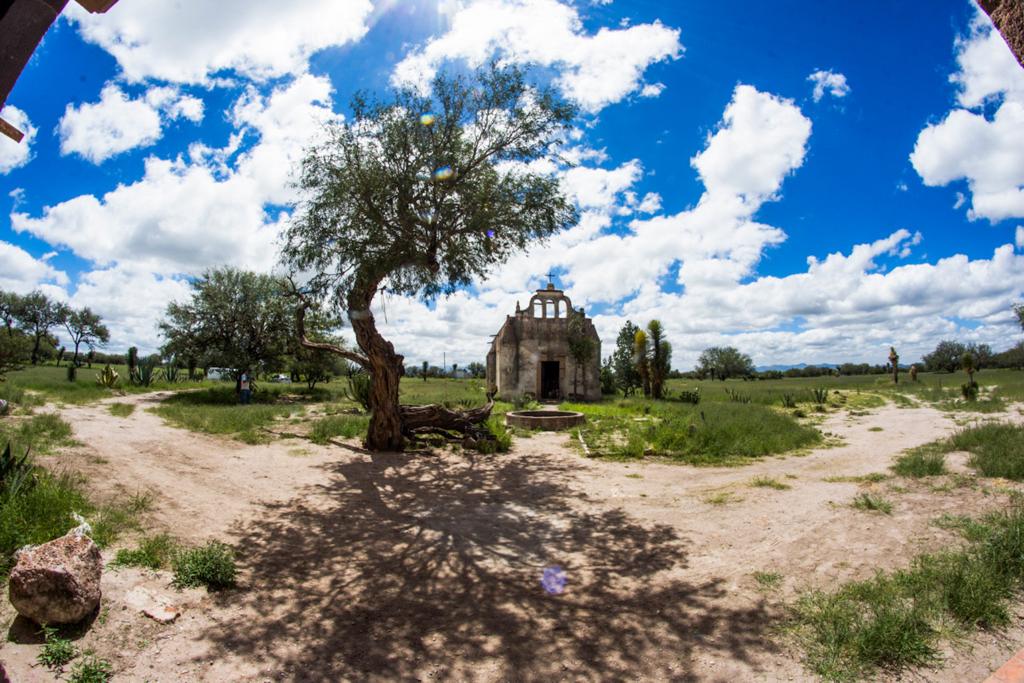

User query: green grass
[68,654,113,683]
[151,386,304,443]
[172,541,237,590]
[749,476,792,490]
[893,445,948,478]
[0,413,75,455]
[949,423,1024,481]
[793,505,1024,680]
[37,626,77,669]
[309,413,369,444]
[900,423,1024,481]
[2,363,219,405]
[754,571,783,590]
[824,473,889,484]
[850,493,893,514]
[702,491,742,505]
[112,533,178,570]
[565,399,821,465]
[107,402,135,418]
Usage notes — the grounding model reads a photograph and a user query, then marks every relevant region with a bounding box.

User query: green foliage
[677,387,700,405]
[478,416,512,453]
[724,388,750,404]
[566,307,597,398]
[0,442,35,498]
[599,356,616,395]
[795,506,1024,680]
[749,476,791,490]
[851,492,893,514]
[754,571,783,590]
[0,413,74,456]
[645,319,671,400]
[68,654,113,683]
[130,356,161,387]
[611,321,642,396]
[0,327,32,379]
[950,422,1024,480]
[633,329,650,397]
[961,379,979,401]
[60,306,109,368]
[893,447,947,477]
[152,388,301,443]
[309,413,369,444]
[781,392,797,408]
[164,359,181,383]
[344,370,372,412]
[172,541,237,590]
[811,388,829,406]
[94,364,120,390]
[696,346,754,381]
[113,533,178,570]
[923,340,967,373]
[38,626,77,669]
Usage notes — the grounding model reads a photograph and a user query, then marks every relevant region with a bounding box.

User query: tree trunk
[348,283,405,451]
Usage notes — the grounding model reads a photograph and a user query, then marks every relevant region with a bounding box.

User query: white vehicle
[206,367,232,381]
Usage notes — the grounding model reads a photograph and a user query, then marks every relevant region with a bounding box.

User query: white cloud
[1016,225,1024,249]
[0,107,38,174]
[807,69,850,102]
[910,12,1024,222]
[68,0,374,84]
[392,0,682,112]
[16,75,338,275]
[0,241,68,293]
[59,84,205,163]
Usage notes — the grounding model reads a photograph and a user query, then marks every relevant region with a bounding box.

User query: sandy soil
[1,395,1023,681]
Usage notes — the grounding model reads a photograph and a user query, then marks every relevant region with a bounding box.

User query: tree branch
[293,289,370,368]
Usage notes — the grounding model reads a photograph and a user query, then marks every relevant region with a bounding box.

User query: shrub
[113,533,178,570]
[892,448,946,477]
[68,654,113,683]
[309,414,369,444]
[94,364,120,389]
[851,493,892,514]
[37,626,77,669]
[478,416,512,453]
[678,388,700,405]
[344,372,372,411]
[781,393,797,409]
[66,364,77,382]
[172,541,237,590]
[724,388,751,404]
[811,388,829,406]
[961,380,979,401]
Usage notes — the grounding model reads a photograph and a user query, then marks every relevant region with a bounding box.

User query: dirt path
[2,398,1023,681]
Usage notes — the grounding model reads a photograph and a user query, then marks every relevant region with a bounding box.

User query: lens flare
[420,113,436,126]
[486,230,495,238]
[541,566,567,595]
[433,166,455,181]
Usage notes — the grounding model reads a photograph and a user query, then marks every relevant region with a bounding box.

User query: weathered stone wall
[487,309,601,401]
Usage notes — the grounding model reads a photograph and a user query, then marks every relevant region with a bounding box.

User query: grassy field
[2,363,220,404]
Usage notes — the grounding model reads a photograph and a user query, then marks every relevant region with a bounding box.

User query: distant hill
[755,363,840,372]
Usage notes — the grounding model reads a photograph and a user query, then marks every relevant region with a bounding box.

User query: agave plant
[164,359,181,383]
[130,357,162,387]
[0,442,36,498]
[811,388,829,406]
[95,364,120,389]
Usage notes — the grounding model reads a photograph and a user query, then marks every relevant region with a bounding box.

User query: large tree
[161,268,297,383]
[611,321,641,396]
[59,306,109,367]
[696,346,754,381]
[566,306,596,399]
[283,65,577,450]
[1014,302,1024,332]
[922,340,966,373]
[15,290,62,365]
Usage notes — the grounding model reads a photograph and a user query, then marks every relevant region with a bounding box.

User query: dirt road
[1,395,1022,681]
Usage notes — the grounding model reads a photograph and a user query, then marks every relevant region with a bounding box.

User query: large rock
[8,532,102,625]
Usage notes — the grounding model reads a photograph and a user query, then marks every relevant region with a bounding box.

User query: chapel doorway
[540,361,560,400]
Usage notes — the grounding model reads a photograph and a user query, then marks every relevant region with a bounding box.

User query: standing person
[239,368,252,405]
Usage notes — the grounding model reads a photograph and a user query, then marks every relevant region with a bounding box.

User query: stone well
[505,410,585,431]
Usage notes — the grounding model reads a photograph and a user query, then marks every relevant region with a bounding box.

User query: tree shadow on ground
[200,448,779,681]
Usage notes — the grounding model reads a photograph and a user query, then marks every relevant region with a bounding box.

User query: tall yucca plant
[633,330,650,398]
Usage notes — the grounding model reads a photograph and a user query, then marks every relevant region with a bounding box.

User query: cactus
[678,387,701,405]
[888,346,900,384]
[95,364,120,389]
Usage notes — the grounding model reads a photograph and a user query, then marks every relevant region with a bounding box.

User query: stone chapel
[486,282,601,401]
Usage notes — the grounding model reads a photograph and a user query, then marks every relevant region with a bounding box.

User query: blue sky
[1,0,1022,368]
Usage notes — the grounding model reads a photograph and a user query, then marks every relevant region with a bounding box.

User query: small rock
[8,532,102,625]
[125,586,180,624]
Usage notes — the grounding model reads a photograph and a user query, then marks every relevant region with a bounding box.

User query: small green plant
[172,541,237,590]
[477,415,512,453]
[824,472,888,484]
[753,571,782,590]
[309,414,369,444]
[780,393,797,409]
[868,426,883,432]
[113,533,178,570]
[893,448,946,477]
[724,388,751,404]
[68,654,113,683]
[0,441,36,498]
[130,357,160,387]
[37,626,77,670]
[811,388,829,406]
[749,476,791,490]
[94,364,120,389]
[851,492,892,514]
[344,371,371,411]
[703,491,741,505]
[164,360,181,383]
[678,387,700,405]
